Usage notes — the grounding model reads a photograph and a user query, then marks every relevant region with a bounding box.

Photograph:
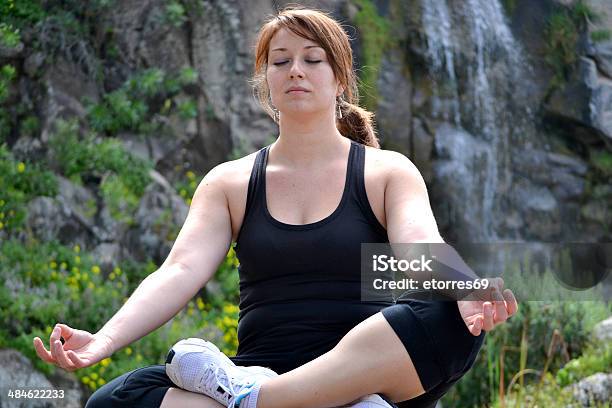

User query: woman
[33,7,517,408]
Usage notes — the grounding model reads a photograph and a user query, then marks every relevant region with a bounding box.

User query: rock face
[593,316,612,342]
[0,349,84,408]
[4,0,610,247]
[570,373,612,407]
[1,0,611,395]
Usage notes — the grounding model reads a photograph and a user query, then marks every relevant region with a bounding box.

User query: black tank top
[232,140,394,373]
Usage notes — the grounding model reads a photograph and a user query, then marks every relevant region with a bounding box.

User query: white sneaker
[165,338,278,407]
[344,394,395,407]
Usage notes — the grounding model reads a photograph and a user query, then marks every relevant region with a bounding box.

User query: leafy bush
[443,301,611,407]
[556,342,612,387]
[0,144,58,234]
[48,119,152,196]
[0,22,20,47]
[165,1,187,27]
[0,237,241,392]
[85,67,199,136]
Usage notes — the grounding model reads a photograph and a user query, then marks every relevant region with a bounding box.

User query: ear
[336,83,345,97]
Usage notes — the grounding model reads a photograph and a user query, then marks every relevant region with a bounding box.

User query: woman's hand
[33,324,114,372]
[457,278,518,336]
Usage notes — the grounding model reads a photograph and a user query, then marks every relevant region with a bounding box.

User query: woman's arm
[382,151,517,334]
[97,163,234,352]
[36,163,235,369]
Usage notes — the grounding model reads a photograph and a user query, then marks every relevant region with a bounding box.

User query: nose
[288,60,305,79]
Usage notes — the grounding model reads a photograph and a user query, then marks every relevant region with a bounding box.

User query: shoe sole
[165,338,277,397]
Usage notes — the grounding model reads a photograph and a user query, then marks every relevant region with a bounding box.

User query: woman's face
[266,28,342,118]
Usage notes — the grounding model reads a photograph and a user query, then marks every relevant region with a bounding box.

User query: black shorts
[381,299,485,408]
[85,301,483,408]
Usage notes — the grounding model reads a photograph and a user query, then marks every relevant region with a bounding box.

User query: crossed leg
[161,312,424,408]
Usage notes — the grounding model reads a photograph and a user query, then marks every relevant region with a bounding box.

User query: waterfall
[420,0,528,240]
[421,0,461,125]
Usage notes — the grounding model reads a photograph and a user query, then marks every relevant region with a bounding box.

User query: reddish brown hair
[251,6,380,148]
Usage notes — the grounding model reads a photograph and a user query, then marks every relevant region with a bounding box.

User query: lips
[286,87,309,93]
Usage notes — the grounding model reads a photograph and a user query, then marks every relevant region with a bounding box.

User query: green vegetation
[0,237,241,392]
[591,29,612,42]
[0,64,16,143]
[164,1,187,27]
[500,0,517,16]
[443,301,611,407]
[85,67,198,136]
[0,145,58,234]
[556,342,612,387]
[591,150,612,176]
[545,0,603,89]
[352,0,393,111]
[48,119,152,196]
[0,22,21,47]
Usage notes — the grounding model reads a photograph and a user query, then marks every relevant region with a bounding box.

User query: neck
[271,110,349,167]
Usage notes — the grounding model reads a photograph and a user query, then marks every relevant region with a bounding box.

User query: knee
[84,383,116,408]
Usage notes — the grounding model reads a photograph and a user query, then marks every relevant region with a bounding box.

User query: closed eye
[272,60,322,66]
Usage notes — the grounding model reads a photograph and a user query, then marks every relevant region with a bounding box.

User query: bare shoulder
[195,150,259,197]
[363,146,424,186]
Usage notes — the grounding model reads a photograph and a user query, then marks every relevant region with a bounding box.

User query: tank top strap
[243,145,270,222]
[350,141,388,237]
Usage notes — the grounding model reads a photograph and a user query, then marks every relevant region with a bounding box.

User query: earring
[272,108,279,123]
[336,96,344,119]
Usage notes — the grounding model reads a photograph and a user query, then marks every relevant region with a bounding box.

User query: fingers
[52,339,76,371]
[503,289,518,317]
[470,316,483,336]
[56,323,74,341]
[491,287,508,323]
[67,350,85,367]
[482,302,495,331]
[33,337,55,364]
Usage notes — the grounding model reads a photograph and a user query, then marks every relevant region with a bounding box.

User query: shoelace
[196,364,254,408]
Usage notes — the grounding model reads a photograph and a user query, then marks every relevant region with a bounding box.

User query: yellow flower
[179,189,187,197]
[0,222,4,229]
[98,378,106,386]
[0,212,4,219]
[74,256,81,264]
[196,298,205,310]
[91,265,101,274]
[51,271,58,280]
[101,358,111,367]
[113,266,122,275]
[125,347,133,356]
[186,198,192,206]
[72,267,79,274]
[189,180,196,189]
[73,244,80,253]
[186,171,196,180]
[109,272,115,280]
[136,354,143,362]
[50,261,57,269]
[60,262,67,270]
[90,373,98,380]
[17,162,25,173]
[81,376,90,384]
[88,282,95,290]
[116,281,123,289]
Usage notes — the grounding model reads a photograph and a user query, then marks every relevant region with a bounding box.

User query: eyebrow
[270,45,323,53]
